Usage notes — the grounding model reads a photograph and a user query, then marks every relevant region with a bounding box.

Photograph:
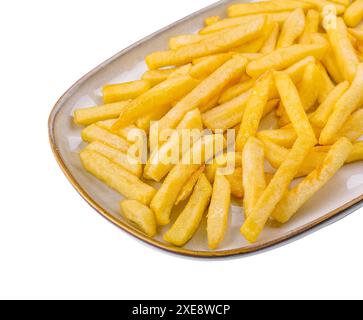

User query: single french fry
[310,81,350,128]
[205,16,221,26]
[299,0,346,14]
[236,72,272,151]
[175,166,205,205]
[146,17,266,69]
[220,56,315,103]
[80,150,155,205]
[274,71,317,141]
[112,75,198,130]
[74,100,130,126]
[203,83,278,131]
[348,27,363,41]
[85,142,142,177]
[298,62,320,111]
[233,37,267,54]
[156,55,248,134]
[190,53,233,80]
[96,119,141,142]
[225,168,244,199]
[207,175,231,250]
[169,34,205,50]
[141,68,177,86]
[277,8,306,48]
[320,63,363,145]
[151,134,224,226]
[241,136,316,243]
[336,109,363,143]
[257,128,299,148]
[272,138,353,223]
[243,137,266,218]
[260,22,280,54]
[200,12,289,35]
[144,109,203,182]
[326,17,360,82]
[228,0,313,18]
[82,124,129,153]
[163,174,212,247]
[103,80,151,104]
[120,200,157,237]
[168,64,192,78]
[348,142,363,163]
[316,63,335,103]
[299,10,320,44]
[246,43,327,77]
[344,0,363,27]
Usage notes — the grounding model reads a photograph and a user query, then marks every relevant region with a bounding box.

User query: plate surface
[49,0,363,258]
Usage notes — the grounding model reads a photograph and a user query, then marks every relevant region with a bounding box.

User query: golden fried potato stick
[325,17,359,82]
[320,63,363,145]
[205,16,221,26]
[277,8,306,48]
[82,124,129,153]
[96,119,140,143]
[85,142,142,177]
[203,89,279,131]
[112,75,198,130]
[241,136,316,243]
[228,0,313,18]
[299,0,346,14]
[163,174,212,247]
[199,12,289,35]
[236,72,272,151]
[156,55,248,134]
[310,81,350,128]
[220,56,316,104]
[80,150,156,205]
[168,64,192,78]
[348,27,363,41]
[258,128,299,148]
[74,100,130,126]
[298,62,320,111]
[120,200,157,237]
[175,166,205,205]
[316,63,335,103]
[141,68,177,86]
[336,109,363,143]
[243,137,266,218]
[348,142,363,163]
[299,10,320,44]
[225,168,244,199]
[151,134,224,226]
[144,109,203,182]
[233,37,267,54]
[169,34,205,50]
[103,80,151,104]
[274,71,317,142]
[344,0,363,27]
[260,22,280,54]
[272,138,353,223]
[146,17,266,69]
[190,53,233,80]
[246,43,327,77]
[207,174,231,250]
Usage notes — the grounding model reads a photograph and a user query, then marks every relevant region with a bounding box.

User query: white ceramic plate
[49,0,363,257]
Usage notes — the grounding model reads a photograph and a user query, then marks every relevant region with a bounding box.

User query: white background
[0,0,362,300]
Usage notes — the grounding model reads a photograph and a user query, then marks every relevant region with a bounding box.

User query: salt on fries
[73,0,363,248]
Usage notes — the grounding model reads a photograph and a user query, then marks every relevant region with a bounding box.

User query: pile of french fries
[73,0,363,249]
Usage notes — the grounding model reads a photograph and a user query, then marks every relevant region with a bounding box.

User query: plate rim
[48,0,363,258]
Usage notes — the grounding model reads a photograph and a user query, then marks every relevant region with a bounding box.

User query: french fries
[120,200,157,237]
[146,17,266,69]
[164,174,212,247]
[80,150,156,205]
[103,80,151,104]
[112,75,199,130]
[207,175,231,250]
[272,138,353,223]
[74,100,130,126]
[246,44,327,77]
[320,63,363,145]
[242,138,266,218]
[73,0,363,250]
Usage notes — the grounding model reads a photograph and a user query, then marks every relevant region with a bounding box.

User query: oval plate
[48,0,363,258]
